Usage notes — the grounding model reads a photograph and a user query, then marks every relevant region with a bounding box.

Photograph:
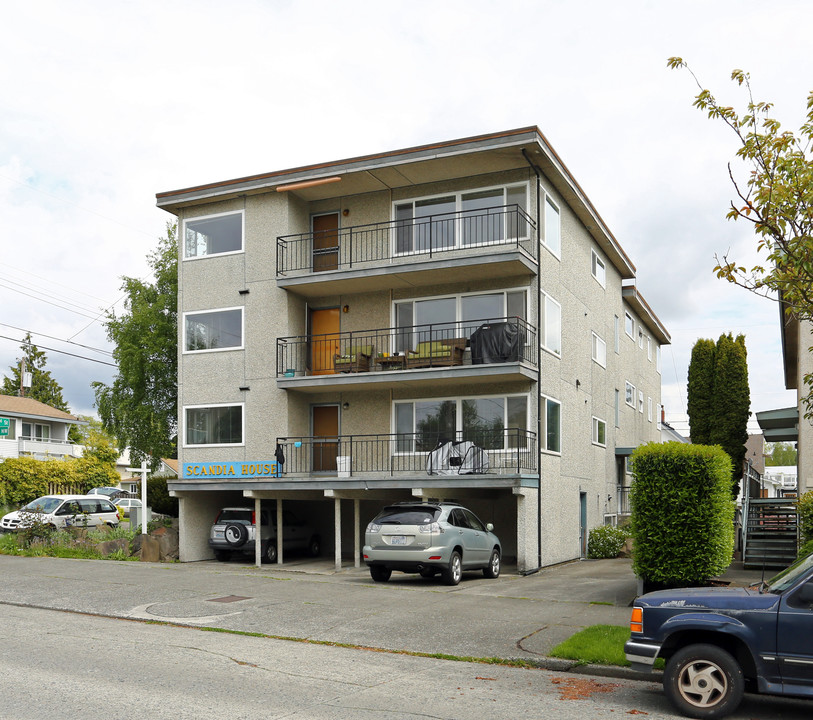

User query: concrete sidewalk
[0,554,764,678]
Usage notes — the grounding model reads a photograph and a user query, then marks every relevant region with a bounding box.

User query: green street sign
[0,417,9,437]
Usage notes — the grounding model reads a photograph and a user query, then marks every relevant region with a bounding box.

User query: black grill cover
[470,321,522,364]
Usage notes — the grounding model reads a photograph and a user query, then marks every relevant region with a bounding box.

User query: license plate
[389,535,407,545]
[214,530,224,538]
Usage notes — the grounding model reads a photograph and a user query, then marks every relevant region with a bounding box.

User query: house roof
[162,458,178,474]
[622,285,671,345]
[156,126,638,281]
[0,395,82,423]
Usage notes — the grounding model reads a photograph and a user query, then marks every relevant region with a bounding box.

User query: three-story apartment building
[157,127,669,569]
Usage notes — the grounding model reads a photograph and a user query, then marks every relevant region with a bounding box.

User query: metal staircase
[743,497,798,569]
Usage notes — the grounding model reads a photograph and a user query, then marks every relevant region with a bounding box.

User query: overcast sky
[1,0,809,436]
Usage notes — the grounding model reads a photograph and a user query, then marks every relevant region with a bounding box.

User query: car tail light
[419,522,441,533]
[214,511,222,524]
[251,511,256,525]
[367,522,381,533]
[630,607,643,634]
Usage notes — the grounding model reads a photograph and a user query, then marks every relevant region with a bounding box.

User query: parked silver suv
[363,501,500,585]
[209,506,321,563]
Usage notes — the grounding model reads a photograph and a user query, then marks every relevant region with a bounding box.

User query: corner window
[638,390,644,414]
[184,404,244,446]
[541,292,561,356]
[647,336,652,361]
[184,308,243,352]
[592,332,606,368]
[624,312,634,339]
[638,329,644,349]
[614,315,620,353]
[543,196,561,257]
[592,417,607,447]
[615,389,620,427]
[183,211,243,259]
[625,382,635,408]
[591,250,606,287]
[656,345,662,374]
[541,395,561,454]
[647,397,653,422]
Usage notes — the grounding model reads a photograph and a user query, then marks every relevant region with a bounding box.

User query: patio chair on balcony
[406,338,466,369]
[333,345,373,373]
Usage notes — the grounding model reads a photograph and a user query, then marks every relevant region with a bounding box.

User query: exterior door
[310,307,340,375]
[312,405,339,473]
[312,213,339,272]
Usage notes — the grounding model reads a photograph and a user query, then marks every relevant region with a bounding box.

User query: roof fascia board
[622,286,671,344]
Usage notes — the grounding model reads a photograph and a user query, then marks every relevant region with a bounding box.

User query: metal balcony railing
[276,429,537,476]
[277,316,536,377]
[276,204,537,276]
[617,486,632,515]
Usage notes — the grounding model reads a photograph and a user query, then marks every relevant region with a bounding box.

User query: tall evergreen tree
[1,333,72,412]
[686,334,751,495]
[686,338,716,444]
[710,333,750,491]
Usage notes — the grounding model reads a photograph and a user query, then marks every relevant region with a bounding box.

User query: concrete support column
[513,487,537,573]
[277,500,284,565]
[334,497,342,571]
[254,496,262,568]
[354,499,360,568]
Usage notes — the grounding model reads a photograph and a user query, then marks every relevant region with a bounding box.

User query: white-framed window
[647,397,653,422]
[393,394,528,452]
[656,345,662,374]
[183,210,244,259]
[625,311,634,339]
[394,288,527,353]
[591,332,606,367]
[638,390,644,414]
[657,404,663,430]
[647,336,652,361]
[592,416,607,447]
[625,381,636,408]
[615,389,620,427]
[541,292,561,356]
[638,329,644,349]
[614,315,620,353]
[394,183,529,254]
[543,195,561,257]
[541,394,561,454]
[183,308,244,353]
[184,403,244,447]
[21,422,50,441]
[591,250,606,287]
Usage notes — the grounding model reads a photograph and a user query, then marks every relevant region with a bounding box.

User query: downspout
[522,149,544,574]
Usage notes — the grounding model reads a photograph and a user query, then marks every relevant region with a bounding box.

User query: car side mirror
[486,523,494,532]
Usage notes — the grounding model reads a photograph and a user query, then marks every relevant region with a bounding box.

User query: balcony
[273,429,537,489]
[276,204,537,296]
[277,317,538,392]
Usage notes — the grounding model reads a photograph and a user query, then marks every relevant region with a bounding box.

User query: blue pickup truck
[625,552,813,719]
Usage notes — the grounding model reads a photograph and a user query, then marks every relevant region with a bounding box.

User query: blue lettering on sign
[182,461,278,479]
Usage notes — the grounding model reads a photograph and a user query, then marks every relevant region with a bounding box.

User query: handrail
[277,315,536,377]
[276,204,537,276]
[275,429,537,476]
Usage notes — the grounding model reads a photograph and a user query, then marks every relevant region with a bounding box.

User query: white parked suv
[0,495,121,532]
[208,506,321,563]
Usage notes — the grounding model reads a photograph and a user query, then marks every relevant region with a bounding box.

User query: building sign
[0,417,9,436]
[183,461,278,479]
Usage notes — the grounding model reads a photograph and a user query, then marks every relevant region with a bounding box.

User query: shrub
[797,538,813,562]
[146,475,179,516]
[587,525,627,559]
[798,491,813,546]
[0,455,119,506]
[630,441,735,586]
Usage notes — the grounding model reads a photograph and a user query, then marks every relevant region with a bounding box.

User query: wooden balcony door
[312,405,338,473]
[309,307,340,375]
[312,212,339,272]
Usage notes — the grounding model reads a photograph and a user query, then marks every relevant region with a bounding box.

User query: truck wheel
[442,551,462,586]
[664,643,744,719]
[308,535,321,557]
[369,566,391,582]
[263,542,278,564]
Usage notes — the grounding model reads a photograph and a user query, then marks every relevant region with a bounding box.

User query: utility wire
[0,323,113,357]
[0,334,117,368]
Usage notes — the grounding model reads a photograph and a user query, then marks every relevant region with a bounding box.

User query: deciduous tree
[93,223,178,468]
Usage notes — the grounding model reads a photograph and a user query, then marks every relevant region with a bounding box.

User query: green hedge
[630,442,735,586]
[798,491,813,546]
[146,475,179,517]
[0,456,120,507]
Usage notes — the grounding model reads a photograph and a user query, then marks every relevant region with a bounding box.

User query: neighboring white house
[0,395,84,460]
[762,466,798,498]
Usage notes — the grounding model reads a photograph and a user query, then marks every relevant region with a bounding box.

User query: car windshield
[21,496,62,513]
[375,507,440,525]
[765,552,813,593]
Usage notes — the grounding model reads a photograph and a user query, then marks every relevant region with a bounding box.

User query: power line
[0,323,113,357]
[0,334,117,368]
